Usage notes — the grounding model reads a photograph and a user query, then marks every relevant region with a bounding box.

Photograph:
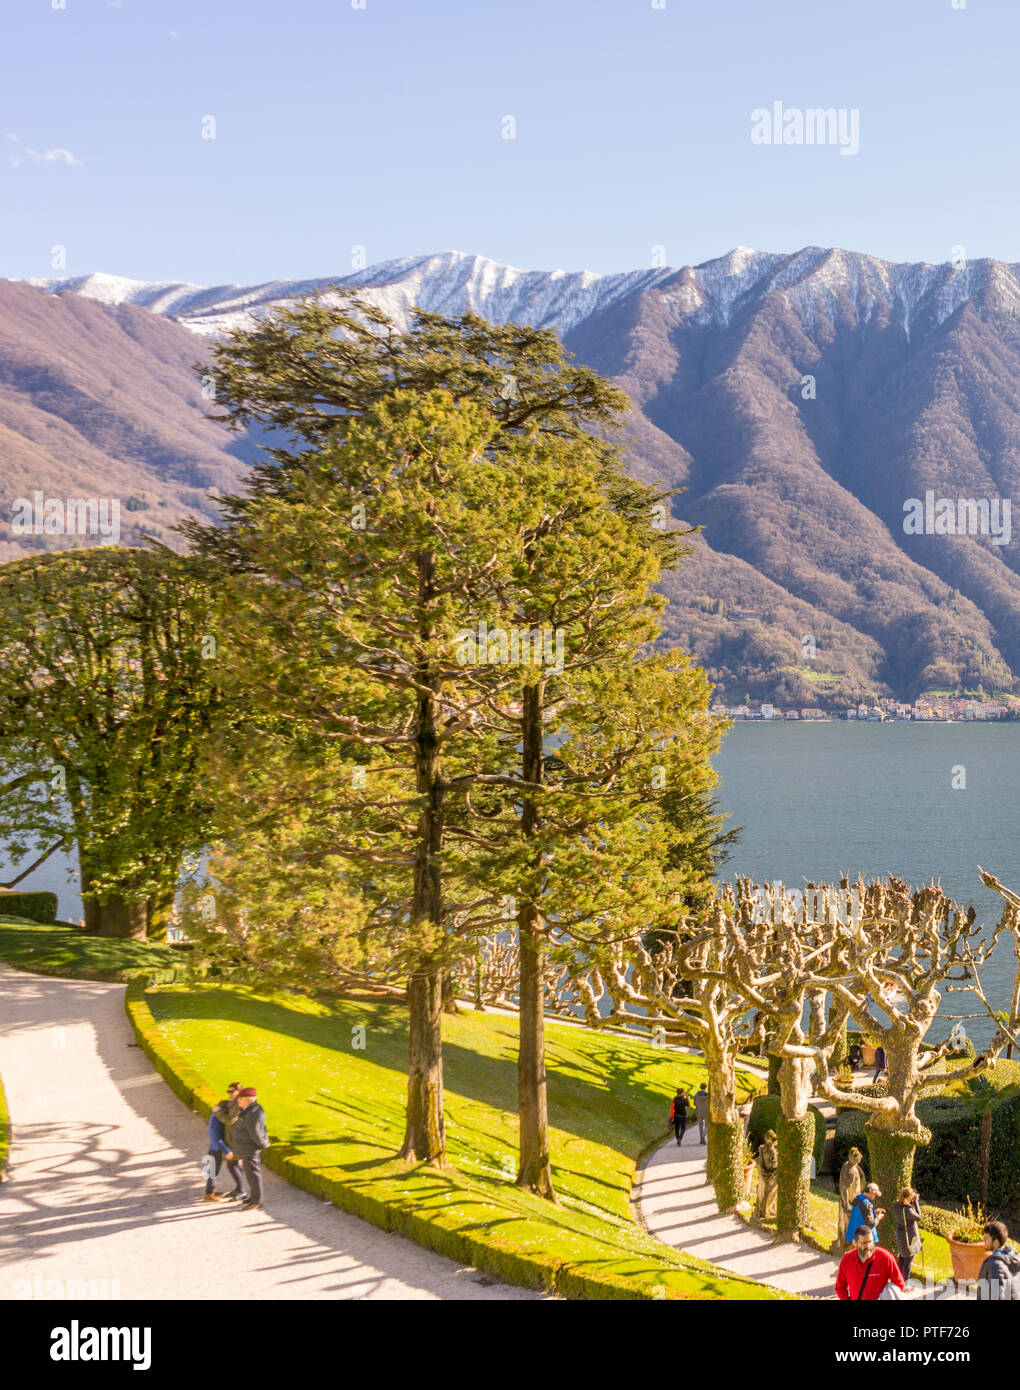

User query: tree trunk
[98,895,149,940]
[401,968,445,1164]
[980,1106,993,1208]
[775,1040,815,1238]
[516,681,555,1201]
[766,1054,782,1096]
[517,914,555,1199]
[441,971,460,1015]
[707,1118,744,1211]
[78,857,149,939]
[145,886,176,942]
[400,618,447,1166]
[705,1046,743,1211]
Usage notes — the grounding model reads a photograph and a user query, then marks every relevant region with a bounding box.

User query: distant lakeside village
[710,694,1020,722]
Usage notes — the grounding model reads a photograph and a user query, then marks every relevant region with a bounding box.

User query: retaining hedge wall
[0,891,57,923]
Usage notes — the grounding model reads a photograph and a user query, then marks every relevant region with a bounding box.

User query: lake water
[714,721,1020,1045]
[4,722,1018,1042]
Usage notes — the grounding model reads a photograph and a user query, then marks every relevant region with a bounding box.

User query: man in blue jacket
[845,1183,885,1244]
[231,1087,270,1211]
[203,1100,236,1202]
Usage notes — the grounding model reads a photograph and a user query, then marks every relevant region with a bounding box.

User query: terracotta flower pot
[948,1237,986,1282]
[861,1045,876,1067]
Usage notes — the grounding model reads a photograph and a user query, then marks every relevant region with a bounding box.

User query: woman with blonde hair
[894,1186,922,1280]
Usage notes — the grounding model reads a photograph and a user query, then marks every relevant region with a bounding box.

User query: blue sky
[1,0,1016,284]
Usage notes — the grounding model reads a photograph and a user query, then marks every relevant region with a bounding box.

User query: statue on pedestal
[753,1129,778,1222]
[834,1145,864,1250]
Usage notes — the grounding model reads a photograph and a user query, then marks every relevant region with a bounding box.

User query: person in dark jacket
[872,1045,888,1085]
[893,1186,922,1280]
[977,1221,1020,1301]
[231,1087,270,1211]
[671,1088,690,1146]
[217,1082,246,1200]
[694,1084,709,1144]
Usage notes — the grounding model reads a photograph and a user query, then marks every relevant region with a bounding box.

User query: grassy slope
[145,983,784,1299]
[0,917,179,981]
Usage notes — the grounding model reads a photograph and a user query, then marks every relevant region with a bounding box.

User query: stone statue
[753,1129,779,1222]
[835,1146,864,1249]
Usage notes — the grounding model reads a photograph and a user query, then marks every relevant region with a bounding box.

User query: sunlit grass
[146,983,783,1299]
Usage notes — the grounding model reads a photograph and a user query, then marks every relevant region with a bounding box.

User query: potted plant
[947,1197,988,1281]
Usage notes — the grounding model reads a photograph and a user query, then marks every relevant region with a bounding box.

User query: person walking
[836,1226,905,1300]
[844,1183,885,1244]
[202,1101,234,1202]
[671,1087,690,1147]
[231,1087,270,1211]
[976,1221,1020,1300]
[217,1083,246,1200]
[893,1186,922,1281]
[694,1083,708,1145]
[872,1045,888,1085]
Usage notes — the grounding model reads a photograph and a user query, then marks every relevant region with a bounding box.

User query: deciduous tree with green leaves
[0,548,219,938]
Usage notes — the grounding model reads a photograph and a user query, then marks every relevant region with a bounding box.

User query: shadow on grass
[149,986,714,1161]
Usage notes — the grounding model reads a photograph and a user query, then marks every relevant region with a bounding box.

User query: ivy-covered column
[865,1124,927,1250]
[776,1112,814,1235]
[775,1048,816,1238]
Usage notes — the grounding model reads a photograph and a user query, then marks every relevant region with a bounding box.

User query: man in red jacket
[836,1226,905,1300]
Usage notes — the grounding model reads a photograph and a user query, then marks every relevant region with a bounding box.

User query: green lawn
[142,983,784,1299]
[0,916,181,981]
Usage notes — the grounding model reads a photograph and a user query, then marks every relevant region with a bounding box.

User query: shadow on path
[0,967,541,1301]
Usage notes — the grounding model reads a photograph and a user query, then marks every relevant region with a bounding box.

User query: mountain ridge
[8,246,1020,706]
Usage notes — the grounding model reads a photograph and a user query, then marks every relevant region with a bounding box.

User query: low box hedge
[747,1093,826,1169]
[0,891,57,924]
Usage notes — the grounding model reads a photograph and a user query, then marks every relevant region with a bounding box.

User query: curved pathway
[635,1131,840,1298]
[0,967,540,1301]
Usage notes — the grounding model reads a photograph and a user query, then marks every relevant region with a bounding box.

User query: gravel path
[634,1131,839,1298]
[0,967,541,1301]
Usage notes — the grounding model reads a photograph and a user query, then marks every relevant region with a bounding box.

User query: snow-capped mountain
[8,245,1020,705]
[26,246,1020,343]
[26,251,676,338]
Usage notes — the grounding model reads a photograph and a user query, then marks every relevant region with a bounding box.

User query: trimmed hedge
[0,891,57,924]
[748,1094,826,1170]
[834,1090,1020,1209]
[913,1093,1020,1207]
[832,1107,871,1185]
[0,1069,9,1180]
[125,979,786,1302]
